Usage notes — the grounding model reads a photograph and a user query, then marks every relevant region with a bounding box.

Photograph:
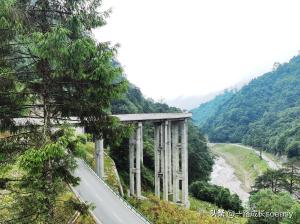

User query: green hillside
[201,55,300,157]
[191,90,235,127]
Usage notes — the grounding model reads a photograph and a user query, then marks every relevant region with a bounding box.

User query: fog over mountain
[166,93,219,110]
[166,75,254,110]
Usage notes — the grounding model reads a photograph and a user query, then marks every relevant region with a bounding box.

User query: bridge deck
[114,113,192,122]
[14,113,192,126]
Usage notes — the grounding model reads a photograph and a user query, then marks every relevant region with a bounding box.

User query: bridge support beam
[181,119,189,208]
[129,122,143,198]
[154,123,160,197]
[95,138,104,178]
[154,119,189,207]
[154,121,171,201]
[172,122,179,203]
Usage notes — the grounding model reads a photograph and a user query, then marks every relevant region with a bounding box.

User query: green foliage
[0,0,128,222]
[189,181,243,212]
[252,169,288,194]
[198,56,300,157]
[128,194,246,224]
[283,159,300,194]
[191,90,235,127]
[188,122,213,183]
[252,161,300,197]
[112,83,179,114]
[281,203,300,224]
[287,141,300,158]
[248,189,297,224]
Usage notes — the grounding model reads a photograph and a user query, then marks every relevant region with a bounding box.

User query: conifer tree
[0,0,127,222]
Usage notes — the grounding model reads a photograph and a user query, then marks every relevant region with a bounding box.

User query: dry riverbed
[209,143,281,203]
[210,156,250,203]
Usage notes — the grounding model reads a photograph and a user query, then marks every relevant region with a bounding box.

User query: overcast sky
[93,0,300,101]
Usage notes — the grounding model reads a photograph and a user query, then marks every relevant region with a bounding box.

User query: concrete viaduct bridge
[95,113,191,208]
[15,112,192,209]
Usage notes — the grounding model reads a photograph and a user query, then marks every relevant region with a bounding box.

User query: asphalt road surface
[73,159,149,224]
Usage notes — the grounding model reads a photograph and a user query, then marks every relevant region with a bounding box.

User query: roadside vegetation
[128,194,246,224]
[0,154,95,223]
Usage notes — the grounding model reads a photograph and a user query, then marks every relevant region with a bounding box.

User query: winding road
[72,159,150,224]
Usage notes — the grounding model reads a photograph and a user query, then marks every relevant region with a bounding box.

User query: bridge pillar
[153,119,189,207]
[95,138,104,178]
[172,122,180,203]
[162,120,169,201]
[129,122,143,198]
[167,121,172,195]
[180,119,189,208]
[154,121,171,201]
[127,116,189,207]
[154,123,160,197]
[129,134,135,196]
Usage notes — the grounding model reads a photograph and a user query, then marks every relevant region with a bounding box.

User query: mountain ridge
[192,55,300,157]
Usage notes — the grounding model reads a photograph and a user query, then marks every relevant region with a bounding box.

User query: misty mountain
[194,55,300,157]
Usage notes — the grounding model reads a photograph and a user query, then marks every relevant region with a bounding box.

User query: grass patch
[211,144,269,192]
[127,194,247,224]
[189,196,219,213]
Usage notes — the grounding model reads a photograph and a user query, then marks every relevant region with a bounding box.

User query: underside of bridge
[95,113,192,208]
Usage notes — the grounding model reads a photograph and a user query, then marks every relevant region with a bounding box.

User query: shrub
[248,189,296,224]
[189,181,243,212]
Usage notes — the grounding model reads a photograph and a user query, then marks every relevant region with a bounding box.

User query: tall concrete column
[181,119,189,207]
[163,121,169,201]
[136,122,142,198]
[95,138,104,178]
[129,123,143,198]
[172,122,179,203]
[167,121,172,194]
[154,123,160,198]
[140,124,144,164]
[129,134,135,196]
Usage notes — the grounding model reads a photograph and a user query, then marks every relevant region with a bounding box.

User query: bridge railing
[79,159,152,224]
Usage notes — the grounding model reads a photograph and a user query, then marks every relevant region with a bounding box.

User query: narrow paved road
[73,159,149,224]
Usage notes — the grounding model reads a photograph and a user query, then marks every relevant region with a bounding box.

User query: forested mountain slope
[201,55,300,157]
[191,90,235,127]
